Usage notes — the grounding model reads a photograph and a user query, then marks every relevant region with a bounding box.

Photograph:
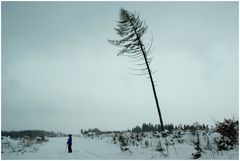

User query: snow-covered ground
[1,135,239,160]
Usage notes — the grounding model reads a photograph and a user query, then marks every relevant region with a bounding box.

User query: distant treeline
[2,130,66,138]
[132,123,210,133]
[81,128,123,135]
[81,123,210,135]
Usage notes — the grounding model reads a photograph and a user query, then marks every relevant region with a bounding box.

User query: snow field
[2,133,239,160]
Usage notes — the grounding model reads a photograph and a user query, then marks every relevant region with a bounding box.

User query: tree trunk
[127,15,164,131]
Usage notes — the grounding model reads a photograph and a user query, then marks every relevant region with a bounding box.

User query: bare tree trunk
[143,54,164,131]
[127,15,164,131]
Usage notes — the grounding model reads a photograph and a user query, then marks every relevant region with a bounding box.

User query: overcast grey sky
[2,2,238,133]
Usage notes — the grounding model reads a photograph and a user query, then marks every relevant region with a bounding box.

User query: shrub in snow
[128,133,144,146]
[192,133,202,159]
[173,129,184,139]
[1,137,15,153]
[155,140,168,156]
[120,146,132,153]
[153,132,161,138]
[112,134,117,144]
[164,138,175,147]
[163,137,177,156]
[36,136,49,143]
[215,118,238,151]
[135,133,143,142]
[144,139,149,148]
[112,134,133,154]
[215,137,230,151]
[118,135,129,147]
[161,129,170,138]
[172,129,185,144]
[2,136,44,154]
[156,140,165,152]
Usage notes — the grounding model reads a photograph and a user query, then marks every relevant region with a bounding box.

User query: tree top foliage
[108,8,153,76]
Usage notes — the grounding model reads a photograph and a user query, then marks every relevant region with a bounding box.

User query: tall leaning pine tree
[109,8,164,131]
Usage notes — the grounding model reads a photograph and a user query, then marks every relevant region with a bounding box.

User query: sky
[2,2,238,134]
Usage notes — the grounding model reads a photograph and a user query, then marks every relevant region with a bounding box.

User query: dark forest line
[2,130,66,138]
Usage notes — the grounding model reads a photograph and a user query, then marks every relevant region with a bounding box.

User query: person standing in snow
[67,135,72,153]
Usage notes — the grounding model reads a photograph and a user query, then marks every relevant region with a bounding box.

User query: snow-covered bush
[161,129,170,138]
[156,140,165,152]
[144,139,149,148]
[173,129,184,139]
[191,133,202,159]
[1,136,49,154]
[112,134,118,144]
[215,118,238,151]
[118,134,129,147]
